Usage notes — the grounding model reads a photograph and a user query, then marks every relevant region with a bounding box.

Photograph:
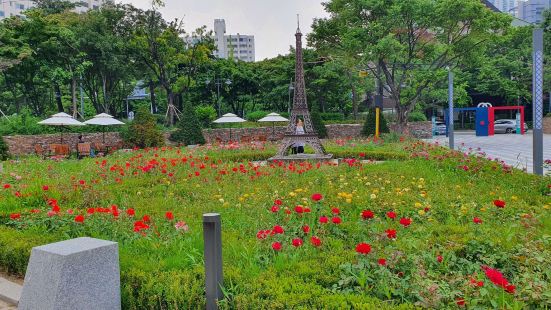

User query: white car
[494,119,528,134]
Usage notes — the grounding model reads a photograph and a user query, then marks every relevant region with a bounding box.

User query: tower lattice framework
[275,25,328,157]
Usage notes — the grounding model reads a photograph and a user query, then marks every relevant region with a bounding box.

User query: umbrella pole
[103,128,106,144]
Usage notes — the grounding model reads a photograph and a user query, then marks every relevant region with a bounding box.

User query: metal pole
[217,81,221,117]
[448,68,454,150]
[375,107,380,138]
[80,75,84,119]
[203,213,223,310]
[532,28,544,175]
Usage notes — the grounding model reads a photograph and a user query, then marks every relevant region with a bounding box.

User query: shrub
[170,102,206,146]
[408,111,428,122]
[320,112,345,121]
[0,135,9,161]
[362,108,390,136]
[310,107,328,138]
[121,107,164,148]
[245,111,269,122]
[195,106,217,128]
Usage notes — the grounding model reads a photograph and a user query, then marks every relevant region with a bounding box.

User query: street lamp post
[447,67,454,150]
[206,76,232,117]
[532,28,544,175]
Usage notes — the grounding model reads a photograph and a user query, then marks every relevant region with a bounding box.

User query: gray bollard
[18,237,120,310]
[203,213,223,310]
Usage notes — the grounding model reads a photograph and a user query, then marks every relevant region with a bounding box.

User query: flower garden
[0,138,550,309]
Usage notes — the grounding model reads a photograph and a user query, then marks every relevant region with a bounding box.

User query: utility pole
[447,67,454,150]
[532,28,544,175]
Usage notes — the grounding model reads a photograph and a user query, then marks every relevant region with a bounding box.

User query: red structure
[488,106,525,135]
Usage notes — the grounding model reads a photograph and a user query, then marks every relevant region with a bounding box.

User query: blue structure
[444,107,490,137]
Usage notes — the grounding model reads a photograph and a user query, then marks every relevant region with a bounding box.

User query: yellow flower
[289,192,296,197]
[481,207,487,212]
[542,204,549,209]
[418,209,426,216]
[346,198,352,203]
[415,202,423,208]
[511,196,518,201]
[370,194,377,199]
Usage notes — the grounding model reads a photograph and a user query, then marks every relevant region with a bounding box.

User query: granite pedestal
[19,237,120,310]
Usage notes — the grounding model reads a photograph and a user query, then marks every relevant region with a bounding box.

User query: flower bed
[0,140,549,308]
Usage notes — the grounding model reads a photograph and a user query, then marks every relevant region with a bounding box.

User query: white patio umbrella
[258,112,289,136]
[38,112,85,143]
[84,113,125,143]
[213,113,246,141]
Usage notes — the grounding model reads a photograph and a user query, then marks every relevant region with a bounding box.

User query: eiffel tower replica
[271,18,332,161]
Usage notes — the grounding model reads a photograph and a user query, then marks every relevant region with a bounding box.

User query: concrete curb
[0,276,22,306]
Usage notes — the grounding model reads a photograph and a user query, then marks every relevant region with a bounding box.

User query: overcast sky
[121,0,328,61]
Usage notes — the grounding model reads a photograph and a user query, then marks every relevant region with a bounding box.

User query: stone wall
[3,122,432,155]
[4,132,124,156]
[544,117,551,134]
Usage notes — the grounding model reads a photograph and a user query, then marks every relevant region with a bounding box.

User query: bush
[310,107,328,138]
[408,111,428,122]
[320,112,345,121]
[362,108,390,136]
[195,106,217,129]
[245,111,269,122]
[121,107,164,148]
[170,102,206,146]
[0,136,9,161]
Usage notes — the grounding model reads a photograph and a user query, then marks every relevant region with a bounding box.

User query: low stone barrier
[3,122,432,155]
[544,117,551,134]
[18,237,120,310]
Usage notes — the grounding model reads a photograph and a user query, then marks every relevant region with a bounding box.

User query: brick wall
[3,122,432,155]
[544,117,551,134]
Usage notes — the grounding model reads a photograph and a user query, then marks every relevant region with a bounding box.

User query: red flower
[361,210,374,220]
[165,212,174,220]
[14,191,22,197]
[355,242,371,255]
[272,242,282,251]
[74,215,85,223]
[133,220,150,232]
[3,184,11,189]
[456,298,466,307]
[399,217,412,227]
[78,180,86,185]
[292,238,303,247]
[493,200,506,208]
[437,255,443,263]
[9,213,20,220]
[473,217,482,224]
[42,185,49,191]
[481,266,515,294]
[274,199,283,205]
[332,216,342,224]
[311,193,323,201]
[256,230,270,239]
[331,207,340,215]
[302,225,310,234]
[142,215,150,222]
[273,225,284,234]
[52,205,60,213]
[271,205,279,213]
[385,229,397,239]
[87,208,95,214]
[126,208,135,216]
[386,211,397,219]
[378,258,387,266]
[294,206,304,214]
[319,216,329,224]
[310,236,322,247]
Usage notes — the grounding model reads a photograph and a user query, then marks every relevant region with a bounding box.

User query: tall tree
[309,0,511,130]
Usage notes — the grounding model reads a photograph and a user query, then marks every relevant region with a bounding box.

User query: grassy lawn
[0,139,549,309]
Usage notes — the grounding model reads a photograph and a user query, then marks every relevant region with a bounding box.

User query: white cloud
[119,0,328,60]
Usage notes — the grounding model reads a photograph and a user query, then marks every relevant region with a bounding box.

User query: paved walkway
[426,132,551,174]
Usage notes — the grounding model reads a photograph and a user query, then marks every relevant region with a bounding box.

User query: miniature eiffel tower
[271,17,332,161]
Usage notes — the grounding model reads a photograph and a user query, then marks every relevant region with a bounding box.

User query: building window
[16,4,25,10]
[93,5,99,9]
[0,11,4,17]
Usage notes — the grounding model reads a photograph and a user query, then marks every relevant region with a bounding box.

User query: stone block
[18,237,120,310]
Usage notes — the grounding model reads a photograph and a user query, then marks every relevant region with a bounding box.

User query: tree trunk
[166,90,175,126]
[348,71,359,120]
[54,83,64,113]
[149,81,157,113]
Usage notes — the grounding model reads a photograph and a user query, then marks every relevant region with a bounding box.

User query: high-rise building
[517,0,551,24]
[213,19,255,62]
[0,0,102,20]
[487,0,521,14]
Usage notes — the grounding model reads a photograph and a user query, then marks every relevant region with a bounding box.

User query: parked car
[434,122,447,135]
[494,119,528,134]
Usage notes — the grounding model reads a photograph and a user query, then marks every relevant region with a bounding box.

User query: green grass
[0,139,549,309]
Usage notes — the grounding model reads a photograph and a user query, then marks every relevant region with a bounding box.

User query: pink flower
[175,221,189,232]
